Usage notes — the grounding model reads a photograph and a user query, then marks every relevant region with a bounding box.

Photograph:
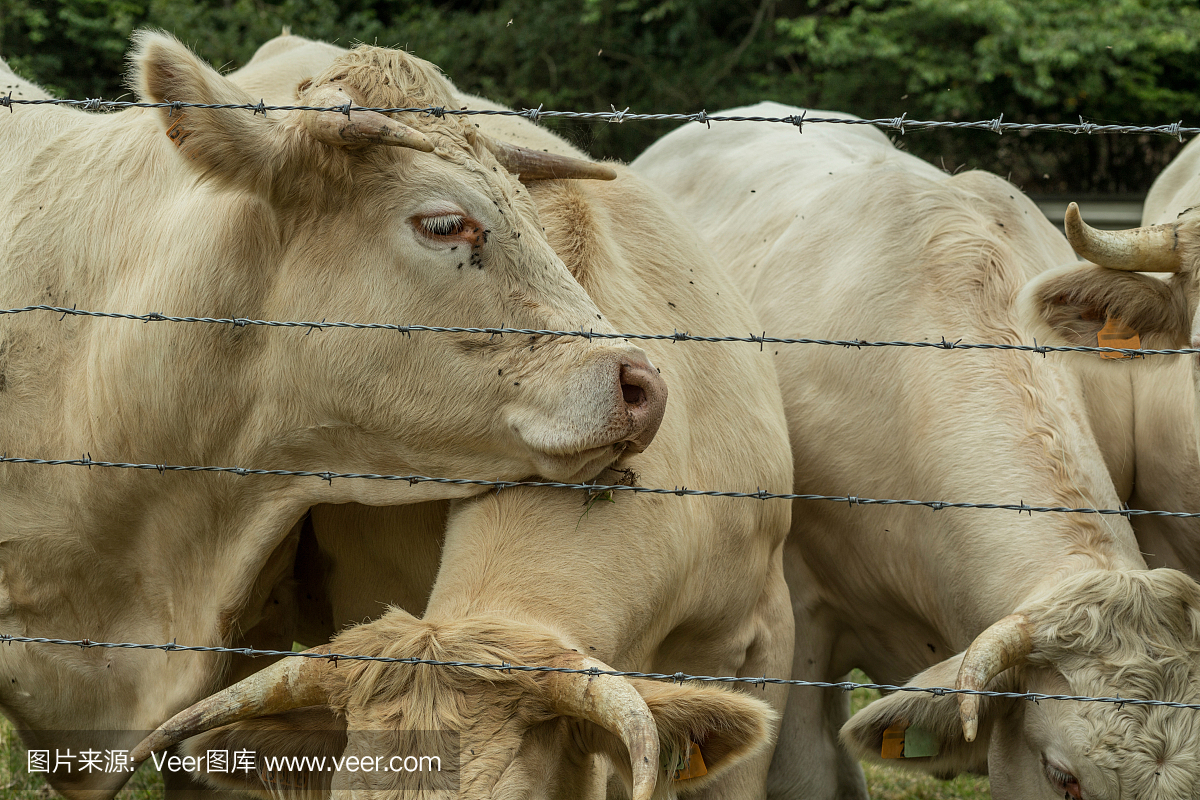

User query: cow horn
[1065,202,1182,272]
[129,647,333,763]
[545,656,658,800]
[303,84,434,152]
[480,135,617,181]
[955,614,1033,742]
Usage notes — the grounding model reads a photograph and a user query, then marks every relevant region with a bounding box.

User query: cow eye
[417,214,467,239]
[1044,758,1082,799]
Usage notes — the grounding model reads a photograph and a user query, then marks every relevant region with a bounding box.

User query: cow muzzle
[617,357,668,452]
[506,346,669,481]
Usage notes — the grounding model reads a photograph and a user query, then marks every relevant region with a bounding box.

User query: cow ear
[132,30,283,191]
[840,655,998,777]
[1018,262,1191,350]
[176,706,346,797]
[587,680,776,792]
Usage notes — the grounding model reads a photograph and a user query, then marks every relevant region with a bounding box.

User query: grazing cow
[122,38,797,800]
[0,33,673,797]
[633,102,1200,799]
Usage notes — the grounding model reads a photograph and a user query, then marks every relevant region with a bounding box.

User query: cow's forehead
[1027,570,1200,661]
[295,47,547,218]
[1071,702,1200,798]
[306,47,473,152]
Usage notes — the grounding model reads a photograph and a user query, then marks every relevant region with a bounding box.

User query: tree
[4,0,1195,193]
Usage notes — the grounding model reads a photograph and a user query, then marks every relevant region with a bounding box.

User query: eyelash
[419,214,467,238]
[1045,760,1081,799]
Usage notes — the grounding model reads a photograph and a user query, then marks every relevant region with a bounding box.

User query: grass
[0,671,990,799]
[0,720,163,799]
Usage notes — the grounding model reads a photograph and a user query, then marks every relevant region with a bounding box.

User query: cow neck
[1125,356,1200,573]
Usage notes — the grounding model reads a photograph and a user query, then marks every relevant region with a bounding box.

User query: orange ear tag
[673,742,708,780]
[165,117,198,160]
[881,722,906,759]
[1097,317,1141,359]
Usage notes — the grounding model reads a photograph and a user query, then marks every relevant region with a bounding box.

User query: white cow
[0,33,671,798]
[116,37,798,800]
[635,102,1200,799]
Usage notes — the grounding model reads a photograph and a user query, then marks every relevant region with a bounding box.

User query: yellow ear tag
[1097,317,1141,359]
[881,722,906,758]
[673,742,708,780]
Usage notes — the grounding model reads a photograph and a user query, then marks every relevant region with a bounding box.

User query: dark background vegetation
[3,0,1197,195]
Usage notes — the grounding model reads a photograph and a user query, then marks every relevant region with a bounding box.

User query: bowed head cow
[634,102,1200,800]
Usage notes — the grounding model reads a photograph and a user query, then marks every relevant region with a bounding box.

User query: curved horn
[303,84,434,152]
[481,135,616,181]
[129,646,333,763]
[1065,202,1182,272]
[955,614,1033,742]
[545,656,658,800]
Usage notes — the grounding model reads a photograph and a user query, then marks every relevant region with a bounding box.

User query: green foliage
[2,0,1195,192]
[774,0,1200,192]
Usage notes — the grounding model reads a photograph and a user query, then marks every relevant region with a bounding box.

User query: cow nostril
[622,383,646,407]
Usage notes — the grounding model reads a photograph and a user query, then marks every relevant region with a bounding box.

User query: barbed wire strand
[0,305,1188,358]
[0,453,1194,518]
[1,634,1195,711]
[0,96,1192,140]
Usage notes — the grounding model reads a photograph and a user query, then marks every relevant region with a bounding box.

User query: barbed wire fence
[4,93,1200,723]
[3,635,1197,712]
[4,306,1200,705]
[1,95,1196,140]
[4,454,1200,520]
[2,303,1195,357]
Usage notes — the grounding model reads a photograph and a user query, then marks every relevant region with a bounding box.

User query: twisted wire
[0,96,1192,140]
[0,305,1188,358]
[1,454,1195,518]
[1,635,1195,710]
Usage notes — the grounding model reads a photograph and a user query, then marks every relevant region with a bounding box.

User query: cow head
[843,569,1200,798]
[130,33,666,490]
[127,612,775,799]
[1018,202,1200,459]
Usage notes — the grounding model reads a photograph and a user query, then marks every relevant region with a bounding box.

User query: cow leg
[766,554,868,800]
[694,557,795,800]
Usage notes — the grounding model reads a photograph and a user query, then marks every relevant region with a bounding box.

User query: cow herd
[3,29,1200,800]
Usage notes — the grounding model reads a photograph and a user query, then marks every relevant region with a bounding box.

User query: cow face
[1018,204,1200,461]
[842,569,1200,799]
[128,613,775,800]
[131,34,666,491]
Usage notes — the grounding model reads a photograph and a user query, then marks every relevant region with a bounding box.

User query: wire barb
[523,104,544,123]
[608,105,630,124]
